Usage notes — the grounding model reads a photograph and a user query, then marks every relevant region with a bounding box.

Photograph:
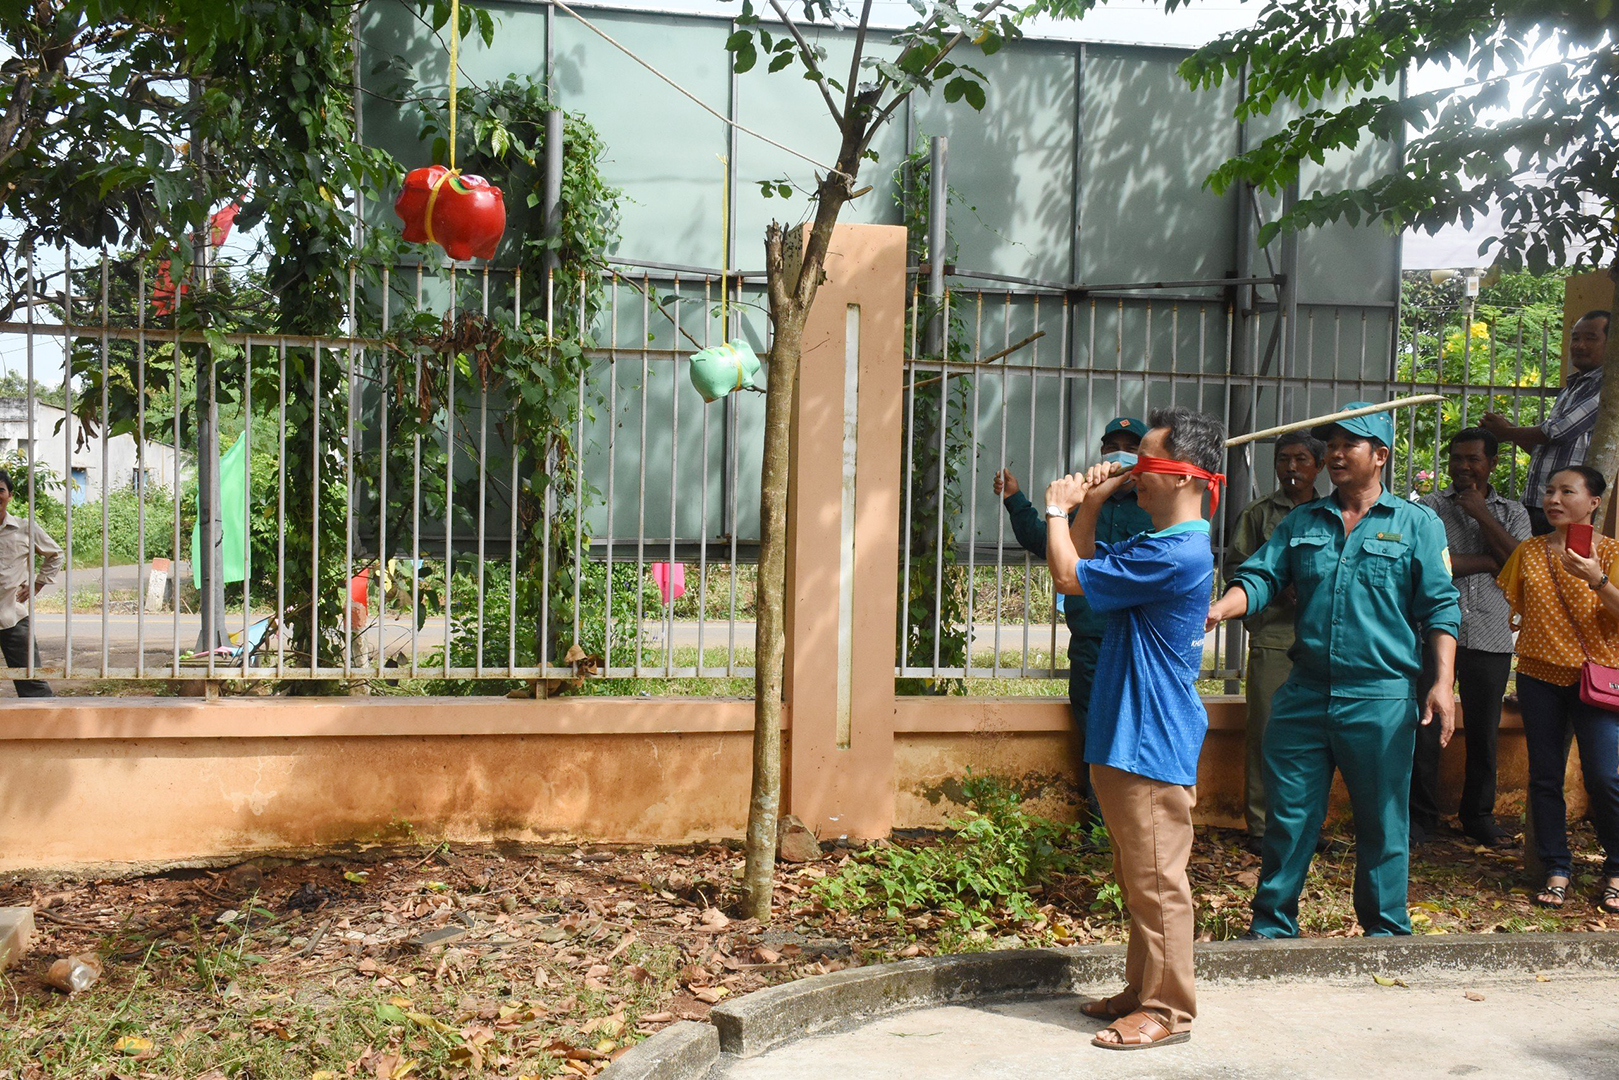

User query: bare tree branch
[842,0,874,123]
[767,0,843,127]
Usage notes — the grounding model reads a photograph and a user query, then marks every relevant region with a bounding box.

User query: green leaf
[769,51,794,73]
[733,43,757,73]
[963,81,986,110]
[725,29,753,51]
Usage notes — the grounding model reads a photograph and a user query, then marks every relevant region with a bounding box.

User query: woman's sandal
[1091,1011,1191,1051]
[1079,992,1138,1021]
[1533,877,1569,909]
[1598,880,1619,916]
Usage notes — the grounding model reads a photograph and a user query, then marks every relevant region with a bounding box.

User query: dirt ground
[1,819,1614,1079]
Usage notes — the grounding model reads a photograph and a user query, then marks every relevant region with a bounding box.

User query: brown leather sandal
[1079,992,1138,1021]
[1091,1011,1191,1051]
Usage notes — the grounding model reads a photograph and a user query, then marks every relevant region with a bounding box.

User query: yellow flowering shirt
[1497,534,1619,687]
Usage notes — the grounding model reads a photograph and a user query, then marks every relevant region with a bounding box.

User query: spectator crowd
[1005,308,1618,1050]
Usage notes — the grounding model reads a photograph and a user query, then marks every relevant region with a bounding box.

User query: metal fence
[895,279,1560,683]
[0,248,1561,690]
[0,250,776,684]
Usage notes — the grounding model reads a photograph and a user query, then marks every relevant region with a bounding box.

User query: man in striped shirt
[1482,309,1608,536]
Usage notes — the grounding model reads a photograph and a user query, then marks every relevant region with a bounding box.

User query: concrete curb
[600,1021,719,1080]
[603,932,1619,1074]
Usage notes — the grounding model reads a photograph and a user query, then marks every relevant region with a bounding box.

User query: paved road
[712,973,1619,1079]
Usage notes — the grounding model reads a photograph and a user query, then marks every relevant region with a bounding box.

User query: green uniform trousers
[1250,680,1417,938]
[1244,647,1293,839]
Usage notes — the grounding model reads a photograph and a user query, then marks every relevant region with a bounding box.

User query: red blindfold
[1131,455,1228,515]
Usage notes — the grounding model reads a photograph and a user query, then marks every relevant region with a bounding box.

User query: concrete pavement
[711,972,1619,1079]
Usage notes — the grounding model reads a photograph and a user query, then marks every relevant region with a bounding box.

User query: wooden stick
[1225,394,1446,448]
[911,331,1046,389]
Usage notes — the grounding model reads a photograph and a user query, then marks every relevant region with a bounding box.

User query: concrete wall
[0,692,1552,874]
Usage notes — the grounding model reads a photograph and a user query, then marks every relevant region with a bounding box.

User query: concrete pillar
[783,223,907,840]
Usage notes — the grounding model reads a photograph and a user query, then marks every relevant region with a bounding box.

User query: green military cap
[1313,401,1394,448]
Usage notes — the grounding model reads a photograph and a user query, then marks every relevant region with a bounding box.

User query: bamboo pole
[1225,394,1446,447]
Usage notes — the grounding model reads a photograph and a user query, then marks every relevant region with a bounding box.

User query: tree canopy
[1175,0,1618,273]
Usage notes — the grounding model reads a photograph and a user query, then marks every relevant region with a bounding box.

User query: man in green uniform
[1224,432,1324,853]
[995,416,1153,816]
[1207,404,1460,937]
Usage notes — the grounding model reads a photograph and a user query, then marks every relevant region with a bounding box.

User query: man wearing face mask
[995,416,1153,820]
[1224,432,1325,853]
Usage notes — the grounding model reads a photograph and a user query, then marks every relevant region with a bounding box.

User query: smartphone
[1568,522,1594,558]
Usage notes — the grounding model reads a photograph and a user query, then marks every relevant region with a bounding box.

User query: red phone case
[1568,523,1594,558]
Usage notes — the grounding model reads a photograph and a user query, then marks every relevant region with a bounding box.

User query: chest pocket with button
[1289,533,1334,584]
[1359,537,1408,586]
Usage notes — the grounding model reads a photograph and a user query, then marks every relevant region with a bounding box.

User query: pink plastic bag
[651,562,686,604]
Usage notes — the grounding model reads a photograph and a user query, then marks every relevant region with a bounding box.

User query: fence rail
[894,283,1559,682]
[0,249,1558,690]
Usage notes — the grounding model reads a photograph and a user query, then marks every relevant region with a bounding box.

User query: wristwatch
[1045,505,1067,520]
[1592,574,1609,591]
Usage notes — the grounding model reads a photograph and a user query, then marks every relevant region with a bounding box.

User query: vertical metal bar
[924,136,948,357]
[899,299,918,670]
[379,268,392,677]
[635,275,649,677]
[929,293,950,676]
[726,323,740,675]
[604,274,618,673]
[573,274,586,660]
[344,269,357,681]
[992,300,1008,679]
[442,269,455,677]
[697,276,711,675]
[1045,303,1062,674]
[475,267,489,678]
[1510,317,1525,495]
[311,342,322,676]
[23,253,35,682]
[136,262,147,679]
[277,339,287,675]
[540,270,555,673]
[61,249,72,680]
[172,317,182,675]
[240,337,252,680]
[507,268,519,675]
[411,266,422,677]
[99,252,110,677]
[1020,296,1032,673]
[666,277,681,676]
[965,294,982,680]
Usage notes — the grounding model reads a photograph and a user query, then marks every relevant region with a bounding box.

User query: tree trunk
[1582,265,1619,488]
[741,288,804,919]
[741,174,854,919]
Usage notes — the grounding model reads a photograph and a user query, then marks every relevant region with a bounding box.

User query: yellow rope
[448,0,459,171]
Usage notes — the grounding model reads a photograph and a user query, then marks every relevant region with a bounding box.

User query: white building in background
[0,397,192,503]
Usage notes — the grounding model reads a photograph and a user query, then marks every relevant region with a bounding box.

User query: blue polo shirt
[1073,520,1214,786]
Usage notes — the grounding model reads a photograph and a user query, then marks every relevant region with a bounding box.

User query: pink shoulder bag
[1543,542,1619,712]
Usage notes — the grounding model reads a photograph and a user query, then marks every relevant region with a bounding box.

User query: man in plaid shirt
[1482,309,1608,535]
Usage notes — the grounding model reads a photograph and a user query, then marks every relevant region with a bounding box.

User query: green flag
[191,434,248,585]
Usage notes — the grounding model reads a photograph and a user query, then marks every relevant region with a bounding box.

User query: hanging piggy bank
[689,340,763,403]
[394,166,507,261]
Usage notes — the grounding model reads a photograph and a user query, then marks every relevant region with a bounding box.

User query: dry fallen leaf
[692,986,730,1004]
[112,1036,153,1055]
[1371,975,1409,988]
[1463,990,1485,1002]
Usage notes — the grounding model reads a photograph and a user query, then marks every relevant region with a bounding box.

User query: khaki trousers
[1089,762,1198,1031]
[1244,646,1293,838]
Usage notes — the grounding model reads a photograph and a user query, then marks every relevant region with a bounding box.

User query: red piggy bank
[394,166,507,261]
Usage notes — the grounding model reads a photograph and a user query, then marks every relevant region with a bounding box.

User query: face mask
[1102,450,1138,470]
